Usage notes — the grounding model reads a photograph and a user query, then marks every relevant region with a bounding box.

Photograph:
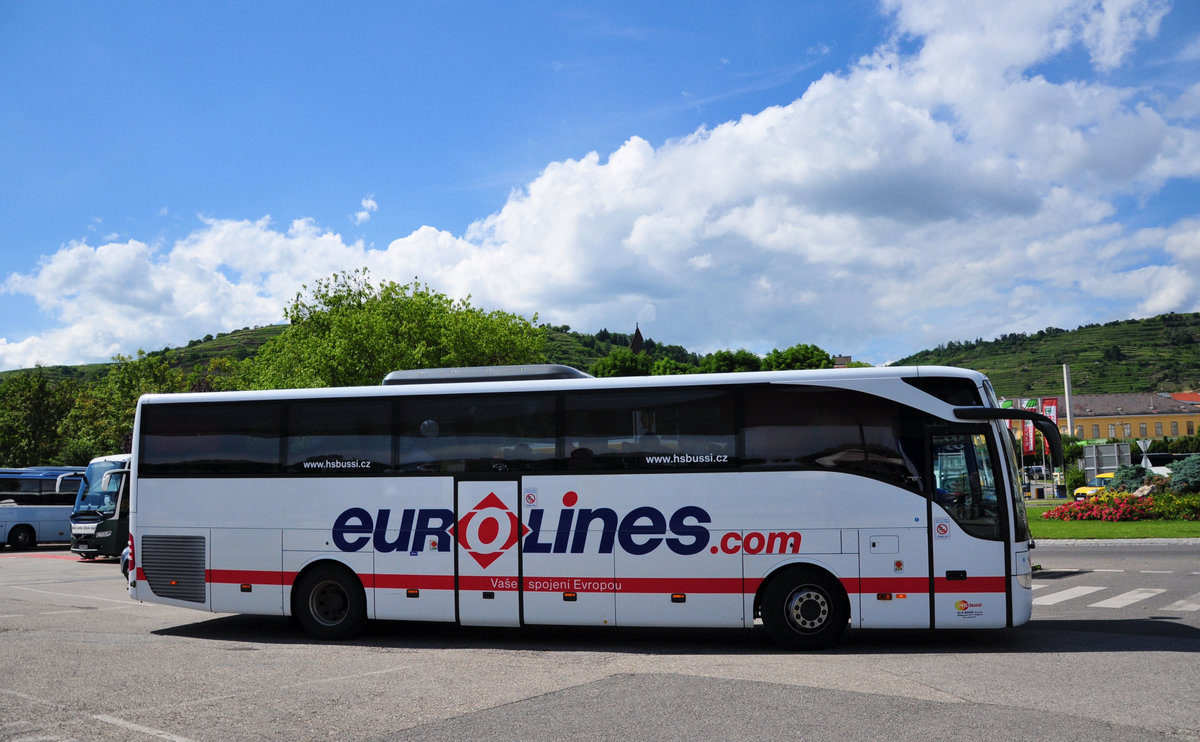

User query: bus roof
[383,364,590,385]
[136,365,991,406]
[0,467,85,479]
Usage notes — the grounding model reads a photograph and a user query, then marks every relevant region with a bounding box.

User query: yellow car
[1073,471,1115,499]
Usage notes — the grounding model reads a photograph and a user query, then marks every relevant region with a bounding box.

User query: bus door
[857,527,930,628]
[929,429,1009,629]
[455,480,522,627]
[518,476,617,627]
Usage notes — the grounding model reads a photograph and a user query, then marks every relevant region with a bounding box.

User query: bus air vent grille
[142,535,206,603]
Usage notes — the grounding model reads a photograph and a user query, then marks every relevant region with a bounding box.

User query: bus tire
[292,564,367,640]
[762,567,848,650]
[8,525,36,551]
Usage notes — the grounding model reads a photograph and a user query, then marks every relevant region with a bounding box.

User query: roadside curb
[1035,538,1200,545]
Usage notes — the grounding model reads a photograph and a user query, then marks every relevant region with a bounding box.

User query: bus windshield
[74,460,126,515]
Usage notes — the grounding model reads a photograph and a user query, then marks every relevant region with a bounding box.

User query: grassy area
[1025,501,1200,539]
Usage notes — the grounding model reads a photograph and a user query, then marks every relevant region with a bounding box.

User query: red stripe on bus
[858,577,931,593]
[192,571,1008,596]
[933,575,1007,593]
[521,576,745,593]
[207,569,292,585]
[374,574,456,590]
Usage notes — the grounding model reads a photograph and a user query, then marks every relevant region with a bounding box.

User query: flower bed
[1042,492,1154,522]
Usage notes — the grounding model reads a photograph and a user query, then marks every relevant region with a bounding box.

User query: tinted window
[140,402,283,476]
[743,386,925,492]
[285,398,393,474]
[0,476,77,505]
[904,377,982,406]
[399,394,557,473]
[563,388,735,471]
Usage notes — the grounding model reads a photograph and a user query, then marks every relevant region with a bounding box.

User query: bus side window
[140,402,284,476]
[399,394,557,473]
[285,398,393,474]
[743,386,924,493]
[563,388,735,471]
[932,431,1002,540]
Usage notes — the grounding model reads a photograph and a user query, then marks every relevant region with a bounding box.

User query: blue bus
[0,467,85,550]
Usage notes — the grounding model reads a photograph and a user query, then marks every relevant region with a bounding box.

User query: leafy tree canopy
[589,347,653,377]
[762,343,834,371]
[57,351,187,463]
[698,349,762,374]
[242,269,546,389]
[0,367,77,466]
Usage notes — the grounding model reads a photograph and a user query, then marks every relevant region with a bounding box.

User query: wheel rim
[783,584,830,634]
[308,579,350,627]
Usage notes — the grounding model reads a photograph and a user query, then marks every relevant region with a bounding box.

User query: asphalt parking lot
[2,545,1198,742]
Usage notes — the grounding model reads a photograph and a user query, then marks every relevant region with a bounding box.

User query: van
[1073,471,1114,500]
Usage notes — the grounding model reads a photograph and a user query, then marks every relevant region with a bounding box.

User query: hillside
[0,325,288,384]
[892,313,1200,397]
[7,313,1200,398]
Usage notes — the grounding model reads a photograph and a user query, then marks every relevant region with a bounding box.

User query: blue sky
[2,0,1198,370]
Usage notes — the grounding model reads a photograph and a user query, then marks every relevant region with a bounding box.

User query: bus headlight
[96,531,112,538]
[1017,572,1032,589]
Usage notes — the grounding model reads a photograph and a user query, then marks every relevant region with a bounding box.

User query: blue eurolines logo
[331,490,802,566]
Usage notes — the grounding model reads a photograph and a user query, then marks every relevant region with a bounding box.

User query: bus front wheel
[8,525,36,551]
[762,567,848,650]
[292,564,367,640]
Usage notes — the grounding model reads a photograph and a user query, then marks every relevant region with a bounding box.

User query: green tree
[1065,467,1086,492]
[0,368,78,466]
[57,351,188,463]
[589,347,652,377]
[697,349,761,374]
[651,357,695,375]
[187,356,249,393]
[1111,464,1149,492]
[243,269,545,389]
[761,343,834,371]
[1169,455,1200,495]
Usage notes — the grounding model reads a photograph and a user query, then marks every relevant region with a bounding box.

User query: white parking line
[1162,593,1200,612]
[1088,588,1166,608]
[95,715,195,742]
[1032,586,1105,605]
[1140,570,1173,574]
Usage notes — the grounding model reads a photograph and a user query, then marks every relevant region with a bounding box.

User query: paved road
[1,542,1197,742]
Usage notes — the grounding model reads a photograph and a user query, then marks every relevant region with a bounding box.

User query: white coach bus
[127,364,1060,649]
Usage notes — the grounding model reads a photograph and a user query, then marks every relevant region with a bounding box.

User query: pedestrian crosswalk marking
[1088,588,1166,608]
[1162,593,1200,612]
[1032,586,1104,605]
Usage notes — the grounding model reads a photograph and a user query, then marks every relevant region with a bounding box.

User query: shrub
[1150,491,1200,521]
[1169,455,1200,495]
[1111,464,1148,492]
[1065,468,1086,492]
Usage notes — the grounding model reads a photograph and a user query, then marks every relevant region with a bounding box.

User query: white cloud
[352,195,378,225]
[2,0,1198,370]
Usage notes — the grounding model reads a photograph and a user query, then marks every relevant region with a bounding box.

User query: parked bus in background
[0,467,85,550]
[69,454,131,559]
[127,365,1061,649]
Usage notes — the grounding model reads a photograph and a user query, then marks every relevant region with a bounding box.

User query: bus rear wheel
[8,525,36,551]
[762,567,848,650]
[292,564,366,640]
